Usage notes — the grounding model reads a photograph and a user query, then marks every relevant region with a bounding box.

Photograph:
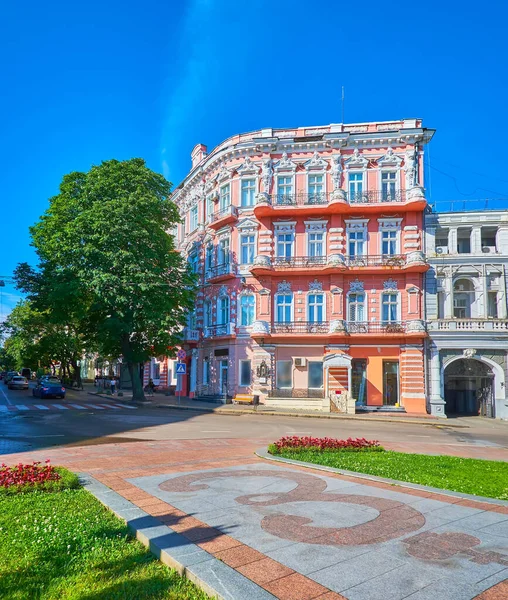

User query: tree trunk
[71,358,82,388]
[128,361,145,402]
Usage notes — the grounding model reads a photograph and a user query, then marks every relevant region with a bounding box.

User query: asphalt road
[0,381,507,457]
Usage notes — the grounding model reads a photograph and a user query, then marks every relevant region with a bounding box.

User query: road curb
[79,473,276,600]
[153,403,469,427]
[255,447,508,506]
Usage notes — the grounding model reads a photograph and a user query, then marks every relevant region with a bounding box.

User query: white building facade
[425,210,508,419]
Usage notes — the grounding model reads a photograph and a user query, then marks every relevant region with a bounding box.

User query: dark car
[32,378,66,399]
[8,376,29,390]
[5,371,19,384]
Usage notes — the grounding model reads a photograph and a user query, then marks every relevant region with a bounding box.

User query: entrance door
[219,360,228,396]
[444,359,494,417]
[478,377,495,418]
[383,361,399,406]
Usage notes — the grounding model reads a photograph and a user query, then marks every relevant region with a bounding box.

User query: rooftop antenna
[341,86,345,123]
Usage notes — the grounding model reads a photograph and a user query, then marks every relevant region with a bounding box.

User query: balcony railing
[182,327,199,341]
[345,254,406,268]
[348,190,406,204]
[272,321,329,334]
[269,193,330,206]
[203,323,235,338]
[205,261,236,280]
[272,256,327,268]
[346,321,407,334]
[429,319,508,331]
[268,388,325,399]
[208,204,238,223]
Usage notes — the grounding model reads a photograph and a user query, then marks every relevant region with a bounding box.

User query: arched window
[453,279,475,318]
[218,295,230,325]
[239,294,255,326]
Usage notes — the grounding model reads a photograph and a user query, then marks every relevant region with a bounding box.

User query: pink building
[159,120,435,414]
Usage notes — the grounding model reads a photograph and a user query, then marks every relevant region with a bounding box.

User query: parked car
[32,379,66,399]
[4,371,19,384]
[8,376,29,390]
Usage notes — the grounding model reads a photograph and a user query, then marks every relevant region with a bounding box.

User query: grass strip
[269,446,508,500]
[0,486,210,599]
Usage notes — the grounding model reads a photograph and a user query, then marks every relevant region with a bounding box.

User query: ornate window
[218,237,230,266]
[203,300,212,328]
[217,295,230,325]
[276,293,293,323]
[378,219,402,255]
[190,206,198,231]
[381,292,399,322]
[239,294,255,326]
[241,179,256,207]
[274,222,296,259]
[219,184,230,211]
[377,148,402,200]
[240,234,255,264]
[276,176,293,204]
[348,292,366,322]
[345,149,368,201]
[308,293,325,323]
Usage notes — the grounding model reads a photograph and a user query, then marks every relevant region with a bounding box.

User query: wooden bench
[233,394,257,405]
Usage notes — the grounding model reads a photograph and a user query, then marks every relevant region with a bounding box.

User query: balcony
[207,205,238,230]
[345,252,428,273]
[205,261,237,282]
[428,319,508,332]
[203,323,236,338]
[182,327,200,343]
[273,256,327,268]
[254,187,426,217]
[250,319,426,338]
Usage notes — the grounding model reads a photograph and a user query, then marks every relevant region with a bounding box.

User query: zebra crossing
[0,402,137,413]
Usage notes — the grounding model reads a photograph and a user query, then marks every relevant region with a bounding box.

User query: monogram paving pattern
[130,464,508,600]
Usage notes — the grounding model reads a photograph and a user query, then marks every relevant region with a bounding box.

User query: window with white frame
[218,295,230,325]
[276,294,293,323]
[206,195,214,220]
[277,176,293,202]
[308,293,324,323]
[308,174,324,200]
[381,229,397,255]
[188,253,199,274]
[239,360,252,386]
[203,300,212,327]
[190,206,198,231]
[381,172,397,201]
[276,360,292,388]
[240,234,255,264]
[205,244,214,271]
[308,362,323,389]
[218,237,230,265]
[277,232,293,258]
[348,293,365,322]
[187,309,197,330]
[349,172,363,198]
[239,294,255,326]
[219,184,230,211]
[348,229,366,257]
[241,179,256,207]
[308,232,324,257]
[381,292,398,322]
[203,358,210,384]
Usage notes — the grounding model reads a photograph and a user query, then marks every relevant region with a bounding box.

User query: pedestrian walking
[110,377,116,394]
[148,378,155,396]
[94,375,99,388]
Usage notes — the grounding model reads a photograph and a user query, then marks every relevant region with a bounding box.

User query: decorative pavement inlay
[129,463,508,600]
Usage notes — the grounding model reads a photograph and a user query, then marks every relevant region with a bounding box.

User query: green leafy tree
[19,158,196,401]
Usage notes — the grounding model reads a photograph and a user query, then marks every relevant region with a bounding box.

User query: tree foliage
[17,158,195,400]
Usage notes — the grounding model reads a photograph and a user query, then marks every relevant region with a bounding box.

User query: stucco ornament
[406,320,426,333]
[383,278,398,290]
[327,254,346,268]
[404,149,417,189]
[308,279,323,292]
[349,279,364,292]
[252,255,272,269]
[463,348,477,359]
[261,159,273,194]
[407,186,425,200]
[251,320,270,335]
[329,320,347,333]
[277,280,292,294]
[255,192,271,205]
[331,154,343,190]
[406,251,426,265]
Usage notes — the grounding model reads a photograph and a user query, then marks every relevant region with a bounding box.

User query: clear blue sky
[1,0,508,314]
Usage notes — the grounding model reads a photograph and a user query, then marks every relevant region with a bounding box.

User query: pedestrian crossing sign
[176,363,186,375]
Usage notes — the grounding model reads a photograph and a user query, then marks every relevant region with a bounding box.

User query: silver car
[8,376,29,390]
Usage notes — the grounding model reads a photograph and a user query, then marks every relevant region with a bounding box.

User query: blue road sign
[176,362,187,375]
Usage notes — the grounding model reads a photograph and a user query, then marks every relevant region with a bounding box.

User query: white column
[499,264,507,319]
[444,275,453,319]
[426,227,436,255]
[482,265,488,319]
[448,227,458,254]
[429,345,446,417]
[471,226,482,254]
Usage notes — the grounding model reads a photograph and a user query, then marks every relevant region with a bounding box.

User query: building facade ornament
[406,320,426,333]
[218,285,228,297]
[304,151,328,171]
[329,319,347,333]
[383,278,398,290]
[274,152,297,172]
[463,348,477,359]
[251,320,270,335]
[404,149,417,188]
[252,255,272,269]
[237,156,259,175]
[331,154,343,190]
[277,280,292,294]
[217,165,230,183]
[377,147,402,168]
[345,148,368,168]
[406,250,426,265]
[261,159,273,193]
[349,279,364,292]
[308,279,323,292]
[328,254,346,268]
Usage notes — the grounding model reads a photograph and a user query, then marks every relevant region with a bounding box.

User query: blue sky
[1,0,508,314]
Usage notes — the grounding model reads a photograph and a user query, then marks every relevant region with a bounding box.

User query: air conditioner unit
[482,246,496,254]
[436,246,448,255]
[294,357,307,367]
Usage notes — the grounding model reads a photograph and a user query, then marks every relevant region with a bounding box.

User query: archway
[444,359,495,417]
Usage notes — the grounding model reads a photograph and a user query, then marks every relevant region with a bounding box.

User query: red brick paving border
[473,580,508,599]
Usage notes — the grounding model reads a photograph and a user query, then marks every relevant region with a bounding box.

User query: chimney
[191,143,207,169]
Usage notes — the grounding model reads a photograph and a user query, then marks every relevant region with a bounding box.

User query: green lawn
[269,447,508,500]
[0,487,210,600]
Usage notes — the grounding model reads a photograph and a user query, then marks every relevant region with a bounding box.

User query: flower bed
[269,436,383,455]
[0,461,79,495]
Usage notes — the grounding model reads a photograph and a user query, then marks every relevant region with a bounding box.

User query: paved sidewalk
[2,438,507,599]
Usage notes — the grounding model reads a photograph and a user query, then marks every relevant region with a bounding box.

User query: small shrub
[117,391,123,397]
[270,436,383,455]
[0,462,80,495]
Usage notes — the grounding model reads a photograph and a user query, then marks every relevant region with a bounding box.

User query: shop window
[276,360,292,388]
[351,359,367,405]
[383,361,399,406]
[308,362,323,389]
[239,360,252,386]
